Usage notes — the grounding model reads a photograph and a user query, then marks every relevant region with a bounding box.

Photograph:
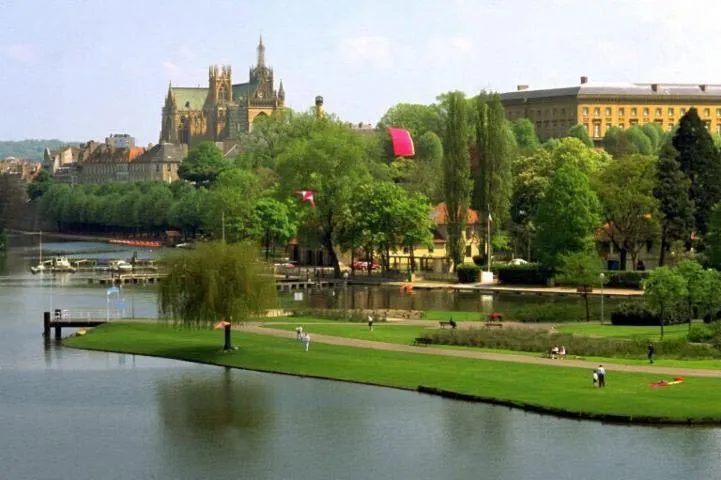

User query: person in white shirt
[368,316,374,332]
[302,332,311,351]
[597,365,606,388]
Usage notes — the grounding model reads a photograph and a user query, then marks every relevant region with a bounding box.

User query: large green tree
[0,174,25,245]
[643,266,688,339]
[251,197,297,260]
[534,163,601,268]
[673,108,721,236]
[440,91,473,270]
[554,250,603,322]
[566,124,593,147]
[653,141,694,266]
[377,103,442,139]
[593,154,659,270]
[390,131,444,203]
[510,118,540,151]
[474,92,514,228]
[178,141,231,185]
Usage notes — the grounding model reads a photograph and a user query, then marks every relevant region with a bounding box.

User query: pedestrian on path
[647,342,655,364]
[302,332,311,351]
[295,326,304,341]
[597,365,606,388]
[368,315,374,332]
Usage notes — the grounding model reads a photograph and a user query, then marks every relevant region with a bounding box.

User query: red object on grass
[214,320,231,329]
[387,128,415,157]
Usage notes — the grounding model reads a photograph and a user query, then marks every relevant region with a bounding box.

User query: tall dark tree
[653,141,694,266]
[474,92,514,227]
[440,91,473,270]
[673,108,721,236]
[178,141,231,185]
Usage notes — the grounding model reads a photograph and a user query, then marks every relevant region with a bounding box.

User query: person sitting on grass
[551,346,559,359]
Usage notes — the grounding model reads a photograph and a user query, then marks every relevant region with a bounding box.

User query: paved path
[241,320,721,378]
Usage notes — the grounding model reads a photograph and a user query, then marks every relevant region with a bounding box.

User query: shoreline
[64,322,721,427]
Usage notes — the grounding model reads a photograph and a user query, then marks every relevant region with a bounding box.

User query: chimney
[651,84,658,92]
[580,76,588,85]
[516,84,529,91]
[700,84,707,92]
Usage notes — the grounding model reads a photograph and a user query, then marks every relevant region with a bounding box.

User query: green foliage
[0,139,74,162]
[376,103,442,139]
[252,197,297,259]
[178,141,231,185]
[687,323,713,343]
[603,271,648,289]
[551,137,610,174]
[497,264,555,285]
[643,266,689,338]
[534,163,601,268]
[456,263,480,283]
[440,91,473,269]
[159,241,278,326]
[611,302,660,326]
[511,302,586,323]
[626,126,653,155]
[566,124,593,147]
[555,250,602,287]
[510,118,540,151]
[705,203,721,269]
[673,107,721,236]
[0,174,26,235]
[653,141,694,266]
[391,131,444,202]
[640,123,666,153]
[26,168,52,201]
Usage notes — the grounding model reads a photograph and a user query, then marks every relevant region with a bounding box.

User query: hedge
[497,263,554,285]
[457,263,481,283]
[603,271,649,289]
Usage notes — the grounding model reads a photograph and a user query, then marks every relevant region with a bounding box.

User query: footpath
[242,319,721,378]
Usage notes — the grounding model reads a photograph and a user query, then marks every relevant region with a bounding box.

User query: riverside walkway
[242,319,721,379]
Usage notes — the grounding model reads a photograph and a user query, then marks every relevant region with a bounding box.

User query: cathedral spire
[257,34,265,67]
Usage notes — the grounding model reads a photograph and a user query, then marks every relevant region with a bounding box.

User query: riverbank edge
[64,329,721,427]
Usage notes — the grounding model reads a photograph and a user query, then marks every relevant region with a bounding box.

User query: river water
[1,237,719,480]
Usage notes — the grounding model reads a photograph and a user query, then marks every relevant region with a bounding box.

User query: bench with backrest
[413,337,432,346]
[439,320,457,329]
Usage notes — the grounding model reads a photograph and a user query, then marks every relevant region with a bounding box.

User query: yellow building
[159,37,285,146]
[500,76,721,142]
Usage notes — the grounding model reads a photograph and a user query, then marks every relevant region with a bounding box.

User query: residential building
[0,157,41,182]
[159,36,285,147]
[500,77,721,143]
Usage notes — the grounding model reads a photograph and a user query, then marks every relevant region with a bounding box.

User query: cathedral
[159,37,285,145]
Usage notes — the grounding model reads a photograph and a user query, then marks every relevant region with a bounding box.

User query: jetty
[43,310,110,340]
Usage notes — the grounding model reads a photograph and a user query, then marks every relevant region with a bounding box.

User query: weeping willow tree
[159,241,278,347]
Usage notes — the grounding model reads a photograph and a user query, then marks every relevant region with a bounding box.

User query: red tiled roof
[430,202,480,225]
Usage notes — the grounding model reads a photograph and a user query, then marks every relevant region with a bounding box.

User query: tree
[566,124,593,147]
[643,266,688,339]
[178,141,231,185]
[626,126,653,155]
[27,169,53,201]
[0,174,25,245]
[159,241,278,349]
[554,250,603,322]
[390,131,444,203]
[202,169,261,242]
[676,260,711,324]
[535,163,601,268]
[653,141,694,266]
[440,91,473,270]
[705,203,721,269]
[673,107,721,236]
[641,123,666,153]
[602,126,635,158]
[474,92,515,228]
[376,103,442,139]
[510,118,540,151]
[551,137,610,175]
[593,154,660,270]
[251,197,296,260]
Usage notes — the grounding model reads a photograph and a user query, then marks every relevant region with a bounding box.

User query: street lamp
[599,273,605,324]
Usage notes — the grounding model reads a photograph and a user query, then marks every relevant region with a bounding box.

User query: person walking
[368,315,374,332]
[647,342,655,364]
[302,332,311,351]
[295,326,304,341]
[597,365,606,388]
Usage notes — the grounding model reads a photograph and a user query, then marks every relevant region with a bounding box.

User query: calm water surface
[1,237,719,480]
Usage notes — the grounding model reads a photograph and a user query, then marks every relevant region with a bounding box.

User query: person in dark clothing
[449,318,457,329]
[647,343,655,364]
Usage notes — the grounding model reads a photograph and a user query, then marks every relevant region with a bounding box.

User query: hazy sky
[2,0,721,146]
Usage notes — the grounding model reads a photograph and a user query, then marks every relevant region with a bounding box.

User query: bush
[497,263,555,285]
[510,302,587,323]
[610,302,659,326]
[688,323,713,343]
[604,271,649,289]
[457,263,480,283]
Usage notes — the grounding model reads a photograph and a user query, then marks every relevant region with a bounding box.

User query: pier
[43,310,109,340]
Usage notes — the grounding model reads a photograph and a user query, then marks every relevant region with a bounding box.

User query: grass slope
[65,322,721,423]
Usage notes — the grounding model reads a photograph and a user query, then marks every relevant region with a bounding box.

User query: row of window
[581,106,721,118]
[583,121,721,138]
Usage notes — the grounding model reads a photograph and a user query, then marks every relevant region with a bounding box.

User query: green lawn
[556,323,690,340]
[65,322,721,422]
[422,310,485,321]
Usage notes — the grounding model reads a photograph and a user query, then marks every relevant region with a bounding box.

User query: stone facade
[159,37,285,146]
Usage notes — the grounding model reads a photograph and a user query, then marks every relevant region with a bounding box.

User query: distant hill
[0,139,78,162]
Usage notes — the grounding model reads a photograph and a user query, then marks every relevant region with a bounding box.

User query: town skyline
[2,0,721,146]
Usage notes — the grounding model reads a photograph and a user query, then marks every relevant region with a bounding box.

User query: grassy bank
[66,322,721,424]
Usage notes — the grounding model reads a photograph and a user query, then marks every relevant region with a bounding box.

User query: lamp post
[599,273,605,324]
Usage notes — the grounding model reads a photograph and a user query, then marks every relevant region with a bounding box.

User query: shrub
[687,323,713,343]
[510,302,587,323]
[603,271,649,289]
[610,302,659,326]
[497,264,555,285]
[457,263,480,283]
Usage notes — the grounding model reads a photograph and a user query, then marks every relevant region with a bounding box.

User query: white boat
[111,260,133,273]
[49,256,77,273]
[30,232,46,274]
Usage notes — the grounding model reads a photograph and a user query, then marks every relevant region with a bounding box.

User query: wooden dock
[43,310,108,340]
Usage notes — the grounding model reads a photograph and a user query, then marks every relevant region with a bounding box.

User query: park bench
[485,322,503,328]
[413,337,432,346]
[439,320,457,329]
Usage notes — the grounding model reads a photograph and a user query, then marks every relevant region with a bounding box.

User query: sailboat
[30,232,46,274]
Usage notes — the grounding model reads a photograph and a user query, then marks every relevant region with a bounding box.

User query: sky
[2,0,721,146]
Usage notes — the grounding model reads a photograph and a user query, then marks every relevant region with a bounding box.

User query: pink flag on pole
[296,190,316,208]
[387,128,415,157]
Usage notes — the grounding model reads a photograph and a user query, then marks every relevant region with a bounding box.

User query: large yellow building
[159,37,285,145]
[500,76,721,142]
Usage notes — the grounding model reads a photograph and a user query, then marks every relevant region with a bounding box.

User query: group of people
[550,345,566,359]
[295,326,311,351]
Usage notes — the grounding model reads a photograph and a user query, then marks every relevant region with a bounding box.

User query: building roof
[171,87,209,111]
[232,82,253,101]
[430,202,480,225]
[501,82,721,102]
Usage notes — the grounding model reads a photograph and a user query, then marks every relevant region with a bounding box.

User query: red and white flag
[296,190,316,208]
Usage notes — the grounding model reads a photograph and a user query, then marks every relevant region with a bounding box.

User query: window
[593,107,600,117]
[643,107,649,117]
[619,123,625,129]
[681,108,687,115]
[583,123,590,134]
[704,121,711,130]
[630,107,637,117]
[717,108,721,118]
[537,109,542,117]
[605,107,612,117]
[465,245,472,257]
[606,123,612,132]
[593,123,601,138]
[668,107,675,116]
[717,124,721,135]
[618,107,625,117]
[561,108,566,116]
[655,108,662,117]
[668,123,674,132]
[704,108,711,117]
[582,107,589,116]
[552,108,557,117]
